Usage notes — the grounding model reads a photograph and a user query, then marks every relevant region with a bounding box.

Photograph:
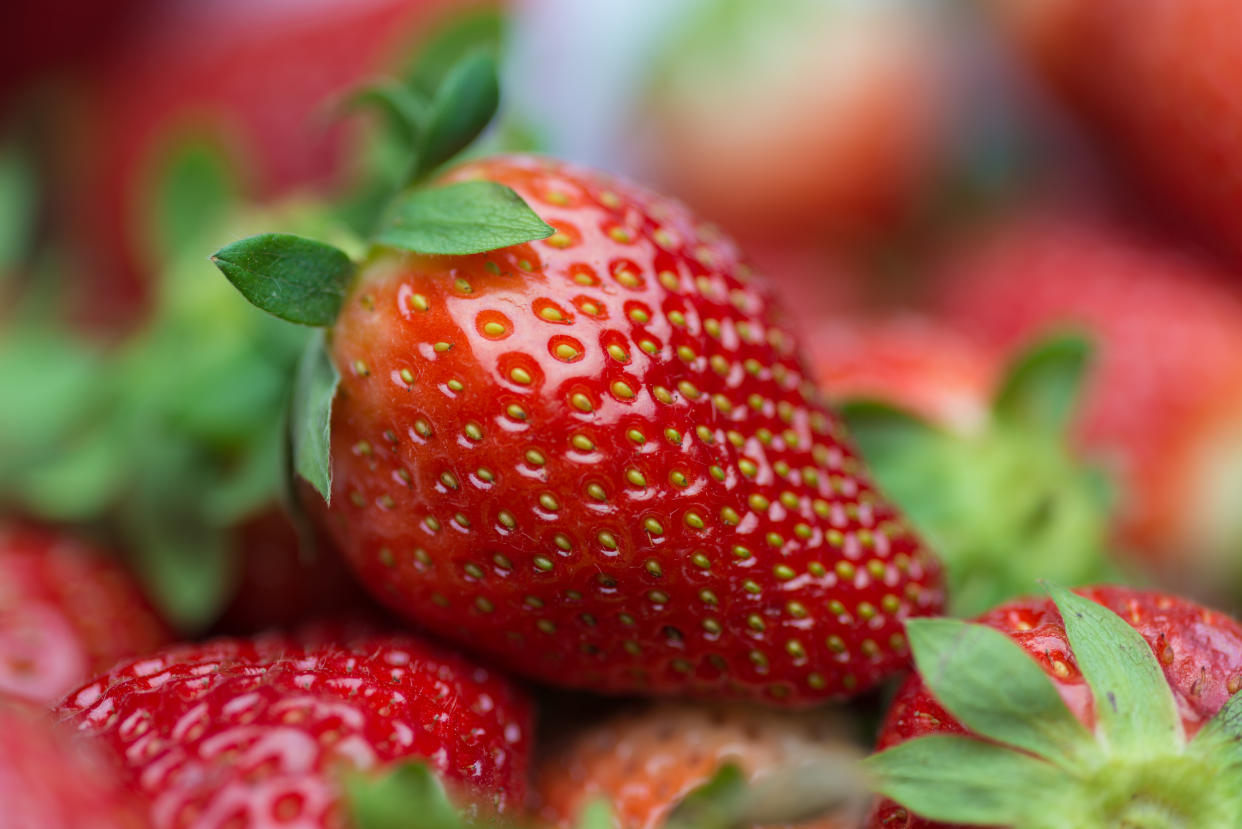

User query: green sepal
[210,233,355,327]
[346,763,465,829]
[376,179,553,256]
[1048,586,1184,755]
[409,51,500,183]
[573,800,615,829]
[664,763,748,829]
[144,139,240,267]
[289,331,339,503]
[837,399,944,471]
[993,333,1092,434]
[907,617,1095,771]
[343,80,428,151]
[0,140,37,276]
[864,734,1063,825]
[405,8,505,95]
[1188,683,1242,764]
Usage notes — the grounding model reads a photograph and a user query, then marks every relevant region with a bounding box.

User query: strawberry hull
[314,155,943,705]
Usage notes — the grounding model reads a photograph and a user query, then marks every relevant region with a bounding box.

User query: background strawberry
[534,701,865,828]
[59,625,534,827]
[0,521,168,705]
[224,148,945,704]
[0,697,150,828]
[986,0,1242,262]
[934,213,1242,595]
[866,586,1242,827]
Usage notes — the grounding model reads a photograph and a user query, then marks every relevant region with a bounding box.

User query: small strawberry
[866,585,1242,827]
[58,625,533,827]
[534,701,866,829]
[987,0,1242,261]
[935,214,1242,594]
[0,697,150,828]
[0,521,169,705]
[211,56,943,704]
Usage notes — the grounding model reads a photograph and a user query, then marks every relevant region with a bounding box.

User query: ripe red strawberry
[58,625,533,827]
[866,586,1242,827]
[635,0,949,245]
[811,316,997,435]
[534,701,864,829]
[229,152,946,704]
[987,0,1242,261]
[0,697,150,828]
[935,215,1242,591]
[0,521,169,705]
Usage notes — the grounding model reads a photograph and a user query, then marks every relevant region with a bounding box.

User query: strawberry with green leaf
[211,54,943,704]
[830,329,1119,617]
[866,585,1242,827]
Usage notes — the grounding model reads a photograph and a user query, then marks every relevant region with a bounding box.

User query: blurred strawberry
[54,0,484,330]
[936,214,1242,595]
[635,0,950,247]
[988,0,1242,262]
[0,697,150,828]
[534,702,865,829]
[0,521,168,705]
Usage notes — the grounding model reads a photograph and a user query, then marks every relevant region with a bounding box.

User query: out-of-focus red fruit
[936,214,1242,590]
[0,521,169,705]
[215,508,374,635]
[811,316,998,435]
[534,702,862,829]
[0,697,150,828]
[58,0,469,329]
[989,0,1242,262]
[637,0,949,245]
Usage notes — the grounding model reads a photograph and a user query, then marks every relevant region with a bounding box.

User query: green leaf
[993,333,1092,433]
[376,180,553,255]
[1049,586,1184,755]
[907,617,1096,770]
[410,52,500,182]
[343,80,428,150]
[210,233,355,326]
[289,331,339,503]
[346,763,466,829]
[406,8,505,94]
[865,734,1063,825]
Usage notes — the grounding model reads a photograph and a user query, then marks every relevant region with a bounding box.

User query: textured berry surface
[58,626,533,828]
[936,216,1242,576]
[868,586,1242,828]
[0,697,150,829]
[811,316,997,434]
[318,154,943,704]
[992,0,1242,260]
[0,522,169,704]
[535,701,857,829]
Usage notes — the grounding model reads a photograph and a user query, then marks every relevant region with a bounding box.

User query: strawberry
[58,625,533,827]
[987,0,1242,261]
[0,521,169,705]
[935,214,1242,594]
[632,0,950,245]
[811,316,997,435]
[534,701,865,829]
[865,585,1242,827]
[810,314,1118,617]
[0,697,150,828]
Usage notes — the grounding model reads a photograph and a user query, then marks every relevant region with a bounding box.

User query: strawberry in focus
[0,521,169,705]
[58,625,533,828]
[935,215,1242,594]
[534,701,865,829]
[285,153,944,704]
[867,586,1242,827]
[0,697,150,828]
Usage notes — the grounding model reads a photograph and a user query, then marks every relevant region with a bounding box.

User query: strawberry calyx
[841,333,1120,617]
[866,585,1242,827]
[210,52,554,503]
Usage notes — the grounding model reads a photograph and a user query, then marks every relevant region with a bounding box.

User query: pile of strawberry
[6,1,1242,827]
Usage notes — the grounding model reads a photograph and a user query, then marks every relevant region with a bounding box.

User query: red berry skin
[0,697,150,829]
[0,522,170,705]
[936,215,1242,580]
[316,154,943,705]
[58,626,533,828]
[867,586,1242,828]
